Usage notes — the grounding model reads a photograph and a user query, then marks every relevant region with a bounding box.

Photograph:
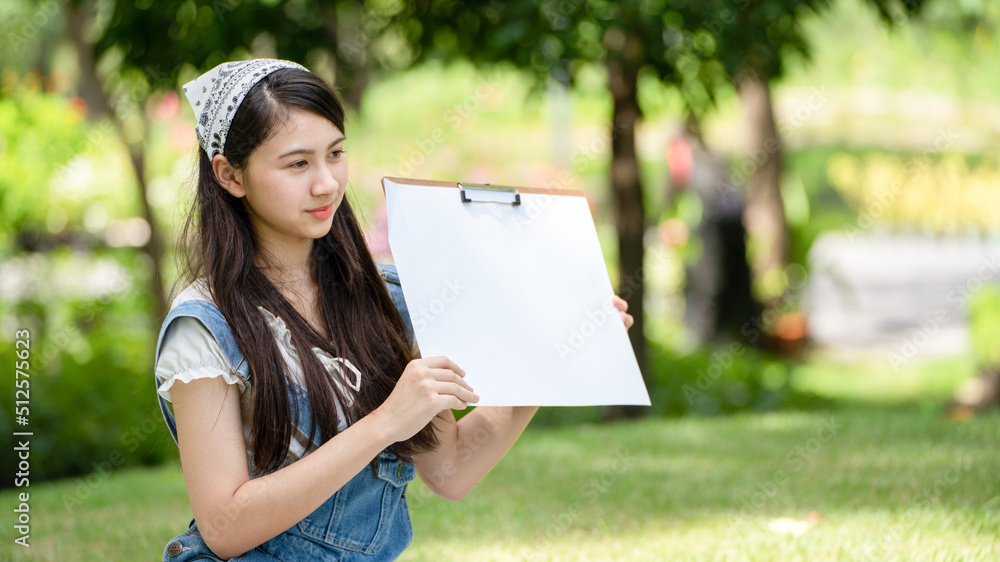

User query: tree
[93,0,378,105]
[375,0,928,416]
[80,0,928,409]
[69,0,387,324]
[371,0,793,415]
[374,1,727,416]
[712,0,927,298]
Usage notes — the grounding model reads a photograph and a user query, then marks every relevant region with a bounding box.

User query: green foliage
[0,87,90,252]
[0,0,64,73]
[532,340,827,426]
[782,147,857,267]
[388,0,927,115]
[0,248,175,488]
[96,0,324,87]
[390,0,745,111]
[645,340,828,417]
[968,283,1000,368]
[94,0,378,99]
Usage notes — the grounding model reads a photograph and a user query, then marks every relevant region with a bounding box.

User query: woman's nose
[313,162,340,196]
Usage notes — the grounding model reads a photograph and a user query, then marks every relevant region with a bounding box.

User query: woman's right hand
[375,355,479,443]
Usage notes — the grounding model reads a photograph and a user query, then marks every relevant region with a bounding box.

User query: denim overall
[154,263,418,561]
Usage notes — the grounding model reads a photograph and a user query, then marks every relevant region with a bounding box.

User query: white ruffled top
[154,278,363,468]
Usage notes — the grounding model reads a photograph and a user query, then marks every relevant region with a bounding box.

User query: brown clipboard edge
[381,176,587,198]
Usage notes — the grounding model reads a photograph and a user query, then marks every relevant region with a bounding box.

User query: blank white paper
[384,178,651,407]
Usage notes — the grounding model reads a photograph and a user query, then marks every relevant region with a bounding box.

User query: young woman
[154,58,634,561]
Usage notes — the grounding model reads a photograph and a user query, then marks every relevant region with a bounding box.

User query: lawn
[3,402,998,561]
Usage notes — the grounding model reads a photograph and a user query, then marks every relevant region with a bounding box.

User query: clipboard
[381,176,651,407]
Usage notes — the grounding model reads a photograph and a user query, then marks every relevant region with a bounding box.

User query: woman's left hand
[612,295,634,332]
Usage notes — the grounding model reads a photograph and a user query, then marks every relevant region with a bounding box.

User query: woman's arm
[172,355,475,559]
[414,294,634,500]
[415,406,538,501]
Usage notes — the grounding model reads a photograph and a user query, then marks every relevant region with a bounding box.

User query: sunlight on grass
[399,408,999,561]
[2,462,191,561]
[3,407,997,561]
[791,352,978,405]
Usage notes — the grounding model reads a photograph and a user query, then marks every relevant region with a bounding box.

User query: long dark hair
[173,66,437,474]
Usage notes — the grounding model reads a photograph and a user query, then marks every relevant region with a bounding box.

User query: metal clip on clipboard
[458,182,521,206]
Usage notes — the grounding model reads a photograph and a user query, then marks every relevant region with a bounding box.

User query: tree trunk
[604,55,648,420]
[130,148,169,323]
[324,3,368,110]
[737,73,788,296]
[65,4,109,118]
[338,54,369,110]
[65,3,169,324]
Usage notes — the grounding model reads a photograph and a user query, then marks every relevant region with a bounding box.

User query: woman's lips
[307,203,334,219]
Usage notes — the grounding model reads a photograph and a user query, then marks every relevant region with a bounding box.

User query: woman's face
[235,107,348,250]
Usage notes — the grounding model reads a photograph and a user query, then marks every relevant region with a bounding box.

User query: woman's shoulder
[170,277,215,309]
[166,278,280,332]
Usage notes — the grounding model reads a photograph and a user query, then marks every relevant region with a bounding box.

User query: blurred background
[1,0,999,559]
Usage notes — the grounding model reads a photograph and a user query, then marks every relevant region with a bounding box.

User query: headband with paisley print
[182,58,308,160]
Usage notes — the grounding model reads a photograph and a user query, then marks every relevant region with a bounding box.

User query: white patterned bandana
[182,58,308,160]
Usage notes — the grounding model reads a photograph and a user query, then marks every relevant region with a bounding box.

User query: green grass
[791,353,980,406]
[3,405,999,561]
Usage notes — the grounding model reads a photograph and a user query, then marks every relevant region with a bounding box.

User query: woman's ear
[212,154,246,198]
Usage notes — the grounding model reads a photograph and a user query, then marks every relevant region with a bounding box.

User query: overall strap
[153,299,250,446]
[154,263,414,446]
[375,262,416,345]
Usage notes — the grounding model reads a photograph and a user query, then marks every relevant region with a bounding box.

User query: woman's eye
[290,161,306,168]
[329,150,344,158]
